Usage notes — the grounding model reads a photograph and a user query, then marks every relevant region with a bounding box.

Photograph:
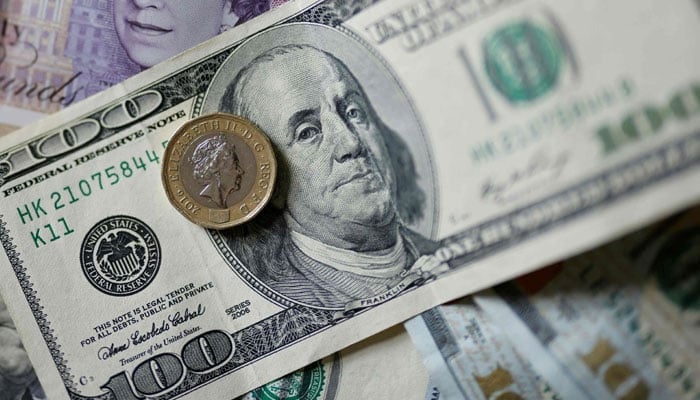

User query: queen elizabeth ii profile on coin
[162,113,276,229]
[191,135,245,208]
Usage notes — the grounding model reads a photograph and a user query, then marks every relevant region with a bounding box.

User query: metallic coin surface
[162,113,276,229]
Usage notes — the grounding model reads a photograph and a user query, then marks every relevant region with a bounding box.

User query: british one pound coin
[162,113,277,229]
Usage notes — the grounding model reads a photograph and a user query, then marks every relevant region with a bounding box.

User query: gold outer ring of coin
[161,113,277,229]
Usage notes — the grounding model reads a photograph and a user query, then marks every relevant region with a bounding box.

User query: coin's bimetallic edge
[161,113,277,229]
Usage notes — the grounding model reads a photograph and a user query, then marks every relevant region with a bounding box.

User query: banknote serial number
[15,149,160,249]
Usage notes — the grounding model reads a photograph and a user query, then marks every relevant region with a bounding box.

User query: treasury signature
[168,303,206,327]
[481,150,569,204]
[97,341,130,361]
[97,303,207,360]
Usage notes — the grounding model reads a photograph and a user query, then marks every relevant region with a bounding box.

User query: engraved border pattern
[0,216,76,391]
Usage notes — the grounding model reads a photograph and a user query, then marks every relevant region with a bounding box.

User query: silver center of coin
[181,133,256,209]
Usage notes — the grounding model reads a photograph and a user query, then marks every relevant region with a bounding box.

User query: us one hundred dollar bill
[405,297,568,400]
[2,297,429,400]
[0,0,289,129]
[0,113,43,400]
[408,205,700,400]
[474,205,700,400]
[0,0,699,398]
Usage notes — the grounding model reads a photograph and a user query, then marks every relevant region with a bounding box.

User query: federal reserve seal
[80,216,161,296]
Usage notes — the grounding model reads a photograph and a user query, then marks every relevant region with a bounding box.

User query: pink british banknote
[0,0,288,128]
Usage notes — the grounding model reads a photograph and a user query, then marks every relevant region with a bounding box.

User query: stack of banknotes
[0,0,698,399]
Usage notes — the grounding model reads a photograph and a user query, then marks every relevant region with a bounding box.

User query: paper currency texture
[0,0,698,398]
[0,124,17,136]
[406,298,569,400]
[409,206,700,400]
[475,206,700,399]
[0,0,289,127]
[236,325,429,400]
[0,293,45,400]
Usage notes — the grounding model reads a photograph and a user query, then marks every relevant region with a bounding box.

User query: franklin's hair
[219,44,427,282]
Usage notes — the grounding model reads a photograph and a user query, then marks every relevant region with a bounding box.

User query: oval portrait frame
[201,22,437,310]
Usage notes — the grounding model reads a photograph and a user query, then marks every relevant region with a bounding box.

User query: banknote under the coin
[475,205,700,399]
[0,0,289,127]
[0,0,699,398]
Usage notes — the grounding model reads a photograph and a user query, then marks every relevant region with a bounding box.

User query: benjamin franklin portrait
[204,24,441,310]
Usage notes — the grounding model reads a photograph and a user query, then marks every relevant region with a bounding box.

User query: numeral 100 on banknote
[0,91,164,187]
[100,329,232,399]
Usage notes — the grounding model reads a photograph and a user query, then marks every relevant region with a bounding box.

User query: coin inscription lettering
[162,113,276,229]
